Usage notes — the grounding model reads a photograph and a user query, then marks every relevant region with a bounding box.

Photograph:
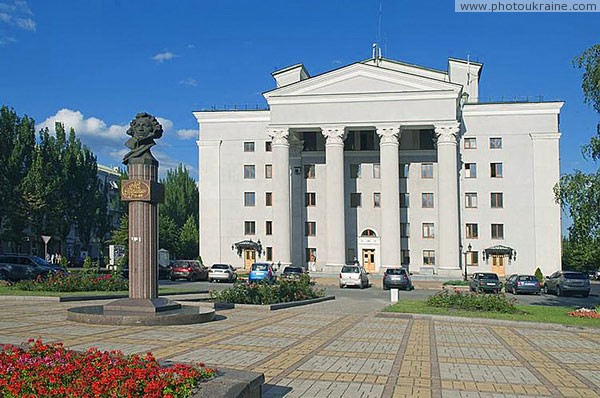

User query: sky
[0,1,598,180]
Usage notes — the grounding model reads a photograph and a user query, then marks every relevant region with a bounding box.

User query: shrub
[442,280,469,286]
[535,267,544,284]
[13,273,128,292]
[427,288,520,313]
[0,339,216,397]
[211,274,324,305]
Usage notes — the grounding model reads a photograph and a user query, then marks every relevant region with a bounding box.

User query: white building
[194,56,563,278]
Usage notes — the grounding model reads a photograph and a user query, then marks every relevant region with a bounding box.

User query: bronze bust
[123,112,163,164]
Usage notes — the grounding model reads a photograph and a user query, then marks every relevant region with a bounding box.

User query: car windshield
[211,264,228,269]
[386,269,406,275]
[341,266,359,273]
[479,274,499,280]
[564,272,587,280]
[283,267,303,274]
[252,264,269,271]
[31,256,52,267]
[518,275,537,281]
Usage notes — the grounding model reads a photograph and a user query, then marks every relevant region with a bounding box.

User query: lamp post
[463,243,472,281]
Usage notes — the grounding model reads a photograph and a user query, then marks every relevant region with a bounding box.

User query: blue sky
[0,0,598,180]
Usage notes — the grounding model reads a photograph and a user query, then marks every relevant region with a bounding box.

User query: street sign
[41,235,51,244]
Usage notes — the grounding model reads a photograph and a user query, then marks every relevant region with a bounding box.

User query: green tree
[161,164,198,229]
[555,44,600,271]
[158,213,180,256]
[178,215,199,259]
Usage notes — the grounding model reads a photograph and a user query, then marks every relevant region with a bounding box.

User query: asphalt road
[159,279,600,308]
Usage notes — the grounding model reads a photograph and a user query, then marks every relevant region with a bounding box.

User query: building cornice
[267,90,459,106]
[462,102,564,116]
[193,110,270,124]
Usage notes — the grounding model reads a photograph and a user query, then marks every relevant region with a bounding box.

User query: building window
[243,142,255,152]
[422,223,435,238]
[244,165,255,179]
[421,163,433,179]
[265,192,273,206]
[464,137,476,149]
[244,192,255,207]
[373,193,381,208]
[490,137,502,149]
[303,132,318,151]
[304,164,316,179]
[422,193,434,208]
[467,251,479,266]
[266,247,273,261]
[305,222,316,236]
[265,141,272,152]
[491,192,503,208]
[306,248,317,263]
[466,223,479,238]
[401,250,410,266]
[492,224,504,239]
[350,193,362,207]
[265,164,272,179]
[244,221,255,235]
[265,221,272,235]
[399,164,409,178]
[401,223,410,238]
[400,193,410,208]
[350,164,361,178]
[465,192,478,208]
[305,192,316,206]
[465,163,477,178]
[490,163,503,178]
[423,250,436,266]
[373,164,381,179]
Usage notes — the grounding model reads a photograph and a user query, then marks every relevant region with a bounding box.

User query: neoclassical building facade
[194,56,563,277]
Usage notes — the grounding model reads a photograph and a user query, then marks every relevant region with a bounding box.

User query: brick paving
[0,297,599,397]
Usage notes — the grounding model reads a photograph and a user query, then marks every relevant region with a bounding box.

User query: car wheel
[170,276,176,281]
[542,285,548,294]
[582,292,589,298]
[513,287,518,295]
[339,283,345,289]
[556,286,562,296]
[383,284,389,290]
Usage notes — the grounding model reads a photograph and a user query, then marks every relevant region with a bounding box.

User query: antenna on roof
[466,55,471,87]
[372,43,382,66]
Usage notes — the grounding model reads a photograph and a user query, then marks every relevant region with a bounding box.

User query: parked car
[280,266,307,281]
[469,272,502,293]
[170,260,208,282]
[0,254,67,282]
[544,271,590,297]
[208,264,237,283]
[382,267,412,290]
[248,262,277,283]
[339,265,369,289]
[505,274,541,295]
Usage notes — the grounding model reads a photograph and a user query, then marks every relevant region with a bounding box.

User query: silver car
[208,263,237,283]
[339,265,369,289]
[544,271,590,297]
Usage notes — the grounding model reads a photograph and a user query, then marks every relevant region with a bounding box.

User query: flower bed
[568,307,600,319]
[0,339,216,398]
[426,288,520,314]
[13,273,128,292]
[211,275,325,305]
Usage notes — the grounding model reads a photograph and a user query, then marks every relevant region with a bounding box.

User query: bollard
[390,288,399,303]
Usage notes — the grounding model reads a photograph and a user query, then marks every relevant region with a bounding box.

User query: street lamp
[463,243,472,281]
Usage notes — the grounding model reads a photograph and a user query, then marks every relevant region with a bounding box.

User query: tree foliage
[178,215,199,259]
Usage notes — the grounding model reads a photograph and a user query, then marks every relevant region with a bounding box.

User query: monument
[68,113,214,325]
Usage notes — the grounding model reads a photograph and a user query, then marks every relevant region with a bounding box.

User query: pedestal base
[103,297,181,314]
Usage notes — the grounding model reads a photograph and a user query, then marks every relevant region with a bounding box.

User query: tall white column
[322,126,346,269]
[268,128,291,266]
[435,122,461,270]
[377,125,401,268]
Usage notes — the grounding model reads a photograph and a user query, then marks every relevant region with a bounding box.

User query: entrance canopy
[483,245,516,261]
[232,239,263,258]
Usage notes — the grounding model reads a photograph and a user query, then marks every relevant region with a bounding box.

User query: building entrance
[490,255,505,277]
[244,249,256,270]
[362,249,376,272]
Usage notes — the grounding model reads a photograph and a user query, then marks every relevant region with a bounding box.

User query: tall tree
[555,44,600,271]
[178,215,199,259]
[160,164,199,229]
[159,213,180,256]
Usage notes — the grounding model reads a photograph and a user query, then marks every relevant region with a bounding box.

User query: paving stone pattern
[0,298,599,397]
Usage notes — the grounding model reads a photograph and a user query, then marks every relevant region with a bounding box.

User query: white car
[339,265,369,289]
[208,264,237,283]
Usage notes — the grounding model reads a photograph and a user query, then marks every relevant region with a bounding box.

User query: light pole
[463,243,472,281]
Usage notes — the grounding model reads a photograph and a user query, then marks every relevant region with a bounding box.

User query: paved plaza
[0,296,599,397]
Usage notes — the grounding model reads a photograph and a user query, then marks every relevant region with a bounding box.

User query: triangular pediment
[264,63,461,98]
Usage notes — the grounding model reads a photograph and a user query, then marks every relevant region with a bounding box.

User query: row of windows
[244,141,272,152]
[464,163,503,178]
[465,192,504,208]
[464,137,502,150]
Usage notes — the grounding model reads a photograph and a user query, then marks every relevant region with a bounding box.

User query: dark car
[382,268,412,290]
[280,266,306,281]
[505,274,541,295]
[0,254,67,282]
[544,271,590,297]
[170,260,208,282]
[469,272,502,293]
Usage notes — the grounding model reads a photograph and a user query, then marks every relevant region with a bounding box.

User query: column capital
[376,125,401,145]
[321,126,347,145]
[268,127,289,146]
[434,122,460,144]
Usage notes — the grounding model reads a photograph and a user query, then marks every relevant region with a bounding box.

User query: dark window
[350,193,362,207]
[265,141,272,152]
[303,132,317,151]
[266,221,272,235]
[305,192,316,206]
[419,129,435,150]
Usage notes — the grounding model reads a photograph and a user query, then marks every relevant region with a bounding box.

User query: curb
[214,295,335,311]
[0,291,209,302]
[192,368,264,398]
[376,311,600,333]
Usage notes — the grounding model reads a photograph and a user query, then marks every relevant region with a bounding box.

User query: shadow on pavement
[262,384,292,397]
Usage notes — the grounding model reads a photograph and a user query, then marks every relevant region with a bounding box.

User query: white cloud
[0,1,35,30]
[176,129,197,140]
[37,109,125,142]
[179,77,197,87]
[152,51,177,63]
[0,34,15,45]
[15,16,34,30]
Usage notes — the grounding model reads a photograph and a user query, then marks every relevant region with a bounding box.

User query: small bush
[427,288,520,313]
[535,267,544,284]
[13,273,128,292]
[211,274,324,305]
[442,280,469,286]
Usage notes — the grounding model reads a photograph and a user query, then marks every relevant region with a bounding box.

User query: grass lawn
[385,299,600,328]
[0,286,201,297]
